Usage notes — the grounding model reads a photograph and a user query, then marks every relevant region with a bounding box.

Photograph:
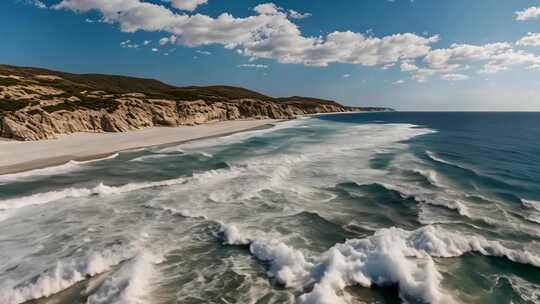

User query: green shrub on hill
[0,99,37,112]
[43,97,119,113]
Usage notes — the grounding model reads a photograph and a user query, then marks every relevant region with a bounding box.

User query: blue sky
[2,0,540,111]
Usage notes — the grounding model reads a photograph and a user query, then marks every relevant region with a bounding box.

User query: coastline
[300,110,389,118]
[0,119,278,175]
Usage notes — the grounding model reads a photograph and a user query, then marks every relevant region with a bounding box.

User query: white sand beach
[0,119,277,174]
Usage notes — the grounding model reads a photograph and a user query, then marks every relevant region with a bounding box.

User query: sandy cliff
[0,65,391,141]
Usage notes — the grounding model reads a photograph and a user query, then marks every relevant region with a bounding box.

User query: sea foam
[0,245,133,304]
[87,251,163,304]
[0,177,187,215]
[220,224,540,304]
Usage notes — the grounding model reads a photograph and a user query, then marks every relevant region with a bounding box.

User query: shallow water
[1,112,539,304]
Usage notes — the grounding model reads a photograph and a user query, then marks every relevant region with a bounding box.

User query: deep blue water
[0,112,539,304]
[320,112,540,201]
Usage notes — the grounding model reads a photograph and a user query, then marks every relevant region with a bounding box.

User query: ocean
[0,112,539,304]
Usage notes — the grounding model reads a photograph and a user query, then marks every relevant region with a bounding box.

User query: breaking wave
[219,224,540,304]
[522,199,540,212]
[0,245,134,304]
[0,177,187,214]
[87,251,163,304]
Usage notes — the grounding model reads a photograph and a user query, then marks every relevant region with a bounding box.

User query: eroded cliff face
[0,96,354,141]
[0,66,376,141]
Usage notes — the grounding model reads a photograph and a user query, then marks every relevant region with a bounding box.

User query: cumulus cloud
[400,61,418,71]
[196,50,211,55]
[159,35,177,45]
[342,74,351,78]
[517,32,540,47]
[288,9,312,19]
[52,0,540,82]
[424,42,512,70]
[52,0,438,68]
[32,0,46,8]
[478,49,540,74]
[393,79,405,84]
[440,73,469,81]
[166,0,207,11]
[404,42,540,81]
[516,6,540,21]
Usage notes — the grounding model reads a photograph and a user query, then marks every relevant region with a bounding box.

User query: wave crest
[220,224,540,304]
[0,245,133,304]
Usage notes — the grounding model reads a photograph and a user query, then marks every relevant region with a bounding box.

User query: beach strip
[0,119,277,175]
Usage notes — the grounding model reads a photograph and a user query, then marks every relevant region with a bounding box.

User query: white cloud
[411,42,540,80]
[342,74,351,78]
[166,0,207,11]
[440,73,469,81]
[393,79,405,84]
[516,6,540,21]
[254,3,281,15]
[33,0,46,8]
[52,0,438,68]
[159,35,177,45]
[24,0,46,8]
[143,40,152,45]
[288,9,311,19]
[238,64,269,69]
[152,48,159,52]
[400,61,418,71]
[424,42,512,70]
[196,50,211,55]
[479,49,540,74]
[120,40,139,48]
[517,32,540,47]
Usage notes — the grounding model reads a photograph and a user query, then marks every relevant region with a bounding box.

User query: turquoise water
[0,112,539,304]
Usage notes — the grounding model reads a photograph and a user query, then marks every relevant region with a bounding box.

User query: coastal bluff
[0,64,392,141]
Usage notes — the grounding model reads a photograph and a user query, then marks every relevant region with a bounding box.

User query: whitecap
[0,177,187,217]
[521,199,540,212]
[496,275,540,303]
[218,223,251,245]
[87,251,163,304]
[221,224,540,304]
[0,245,134,304]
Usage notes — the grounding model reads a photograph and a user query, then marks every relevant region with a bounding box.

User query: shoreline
[0,119,279,175]
[300,110,389,118]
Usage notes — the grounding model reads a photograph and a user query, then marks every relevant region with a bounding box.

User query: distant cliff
[0,65,393,141]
